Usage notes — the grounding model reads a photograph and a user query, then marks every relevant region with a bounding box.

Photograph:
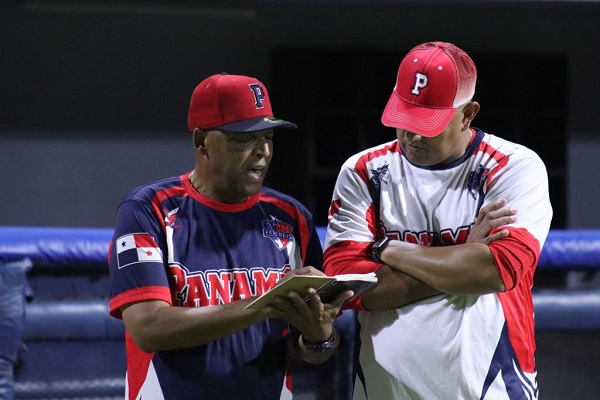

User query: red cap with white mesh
[381,42,477,137]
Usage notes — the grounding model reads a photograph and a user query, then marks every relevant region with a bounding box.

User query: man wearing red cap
[108,73,352,400]
[323,42,552,399]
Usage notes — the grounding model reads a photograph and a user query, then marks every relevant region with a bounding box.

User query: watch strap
[301,325,337,353]
[370,236,391,263]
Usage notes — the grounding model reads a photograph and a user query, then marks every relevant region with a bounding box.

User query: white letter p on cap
[411,73,428,95]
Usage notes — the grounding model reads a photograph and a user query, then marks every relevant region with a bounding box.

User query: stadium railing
[1,227,599,399]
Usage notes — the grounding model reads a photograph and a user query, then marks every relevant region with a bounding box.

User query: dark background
[1,1,599,398]
[1,0,599,230]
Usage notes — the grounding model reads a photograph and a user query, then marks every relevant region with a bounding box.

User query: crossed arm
[359,199,517,310]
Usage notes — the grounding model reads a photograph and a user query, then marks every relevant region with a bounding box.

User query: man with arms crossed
[323,42,552,399]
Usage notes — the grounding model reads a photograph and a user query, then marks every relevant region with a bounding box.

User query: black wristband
[370,236,391,263]
[301,325,337,353]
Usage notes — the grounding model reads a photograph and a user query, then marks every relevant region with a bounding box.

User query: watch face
[371,236,389,262]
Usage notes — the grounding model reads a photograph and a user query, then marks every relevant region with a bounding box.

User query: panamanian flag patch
[116,233,163,269]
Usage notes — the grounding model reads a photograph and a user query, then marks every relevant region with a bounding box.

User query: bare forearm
[380,241,505,295]
[122,300,268,352]
[361,265,441,310]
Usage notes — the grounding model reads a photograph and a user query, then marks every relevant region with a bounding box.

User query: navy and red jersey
[108,172,322,400]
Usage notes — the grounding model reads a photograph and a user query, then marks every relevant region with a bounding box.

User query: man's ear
[462,101,480,130]
[192,129,207,149]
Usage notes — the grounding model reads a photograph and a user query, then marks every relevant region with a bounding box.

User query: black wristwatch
[302,325,337,353]
[370,236,391,263]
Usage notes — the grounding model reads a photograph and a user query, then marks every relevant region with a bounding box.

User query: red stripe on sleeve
[323,240,382,310]
[109,285,173,319]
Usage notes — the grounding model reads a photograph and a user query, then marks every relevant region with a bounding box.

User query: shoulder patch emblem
[262,215,294,250]
[467,164,490,199]
[164,207,181,228]
[371,164,390,185]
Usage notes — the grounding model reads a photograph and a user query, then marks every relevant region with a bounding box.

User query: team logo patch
[249,83,265,108]
[262,215,294,250]
[467,164,490,199]
[164,207,181,228]
[411,72,429,95]
[371,164,390,185]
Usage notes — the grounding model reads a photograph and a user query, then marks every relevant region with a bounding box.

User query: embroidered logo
[263,117,284,124]
[262,215,294,250]
[371,164,390,185]
[467,164,490,199]
[164,207,181,229]
[411,72,429,95]
[249,83,265,108]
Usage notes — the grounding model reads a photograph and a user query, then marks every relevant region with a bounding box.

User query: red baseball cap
[381,42,477,137]
[187,73,297,132]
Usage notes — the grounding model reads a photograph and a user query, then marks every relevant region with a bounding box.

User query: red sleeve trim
[323,240,382,310]
[109,285,173,319]
[323,240,381,275]
[488,227,540,291]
